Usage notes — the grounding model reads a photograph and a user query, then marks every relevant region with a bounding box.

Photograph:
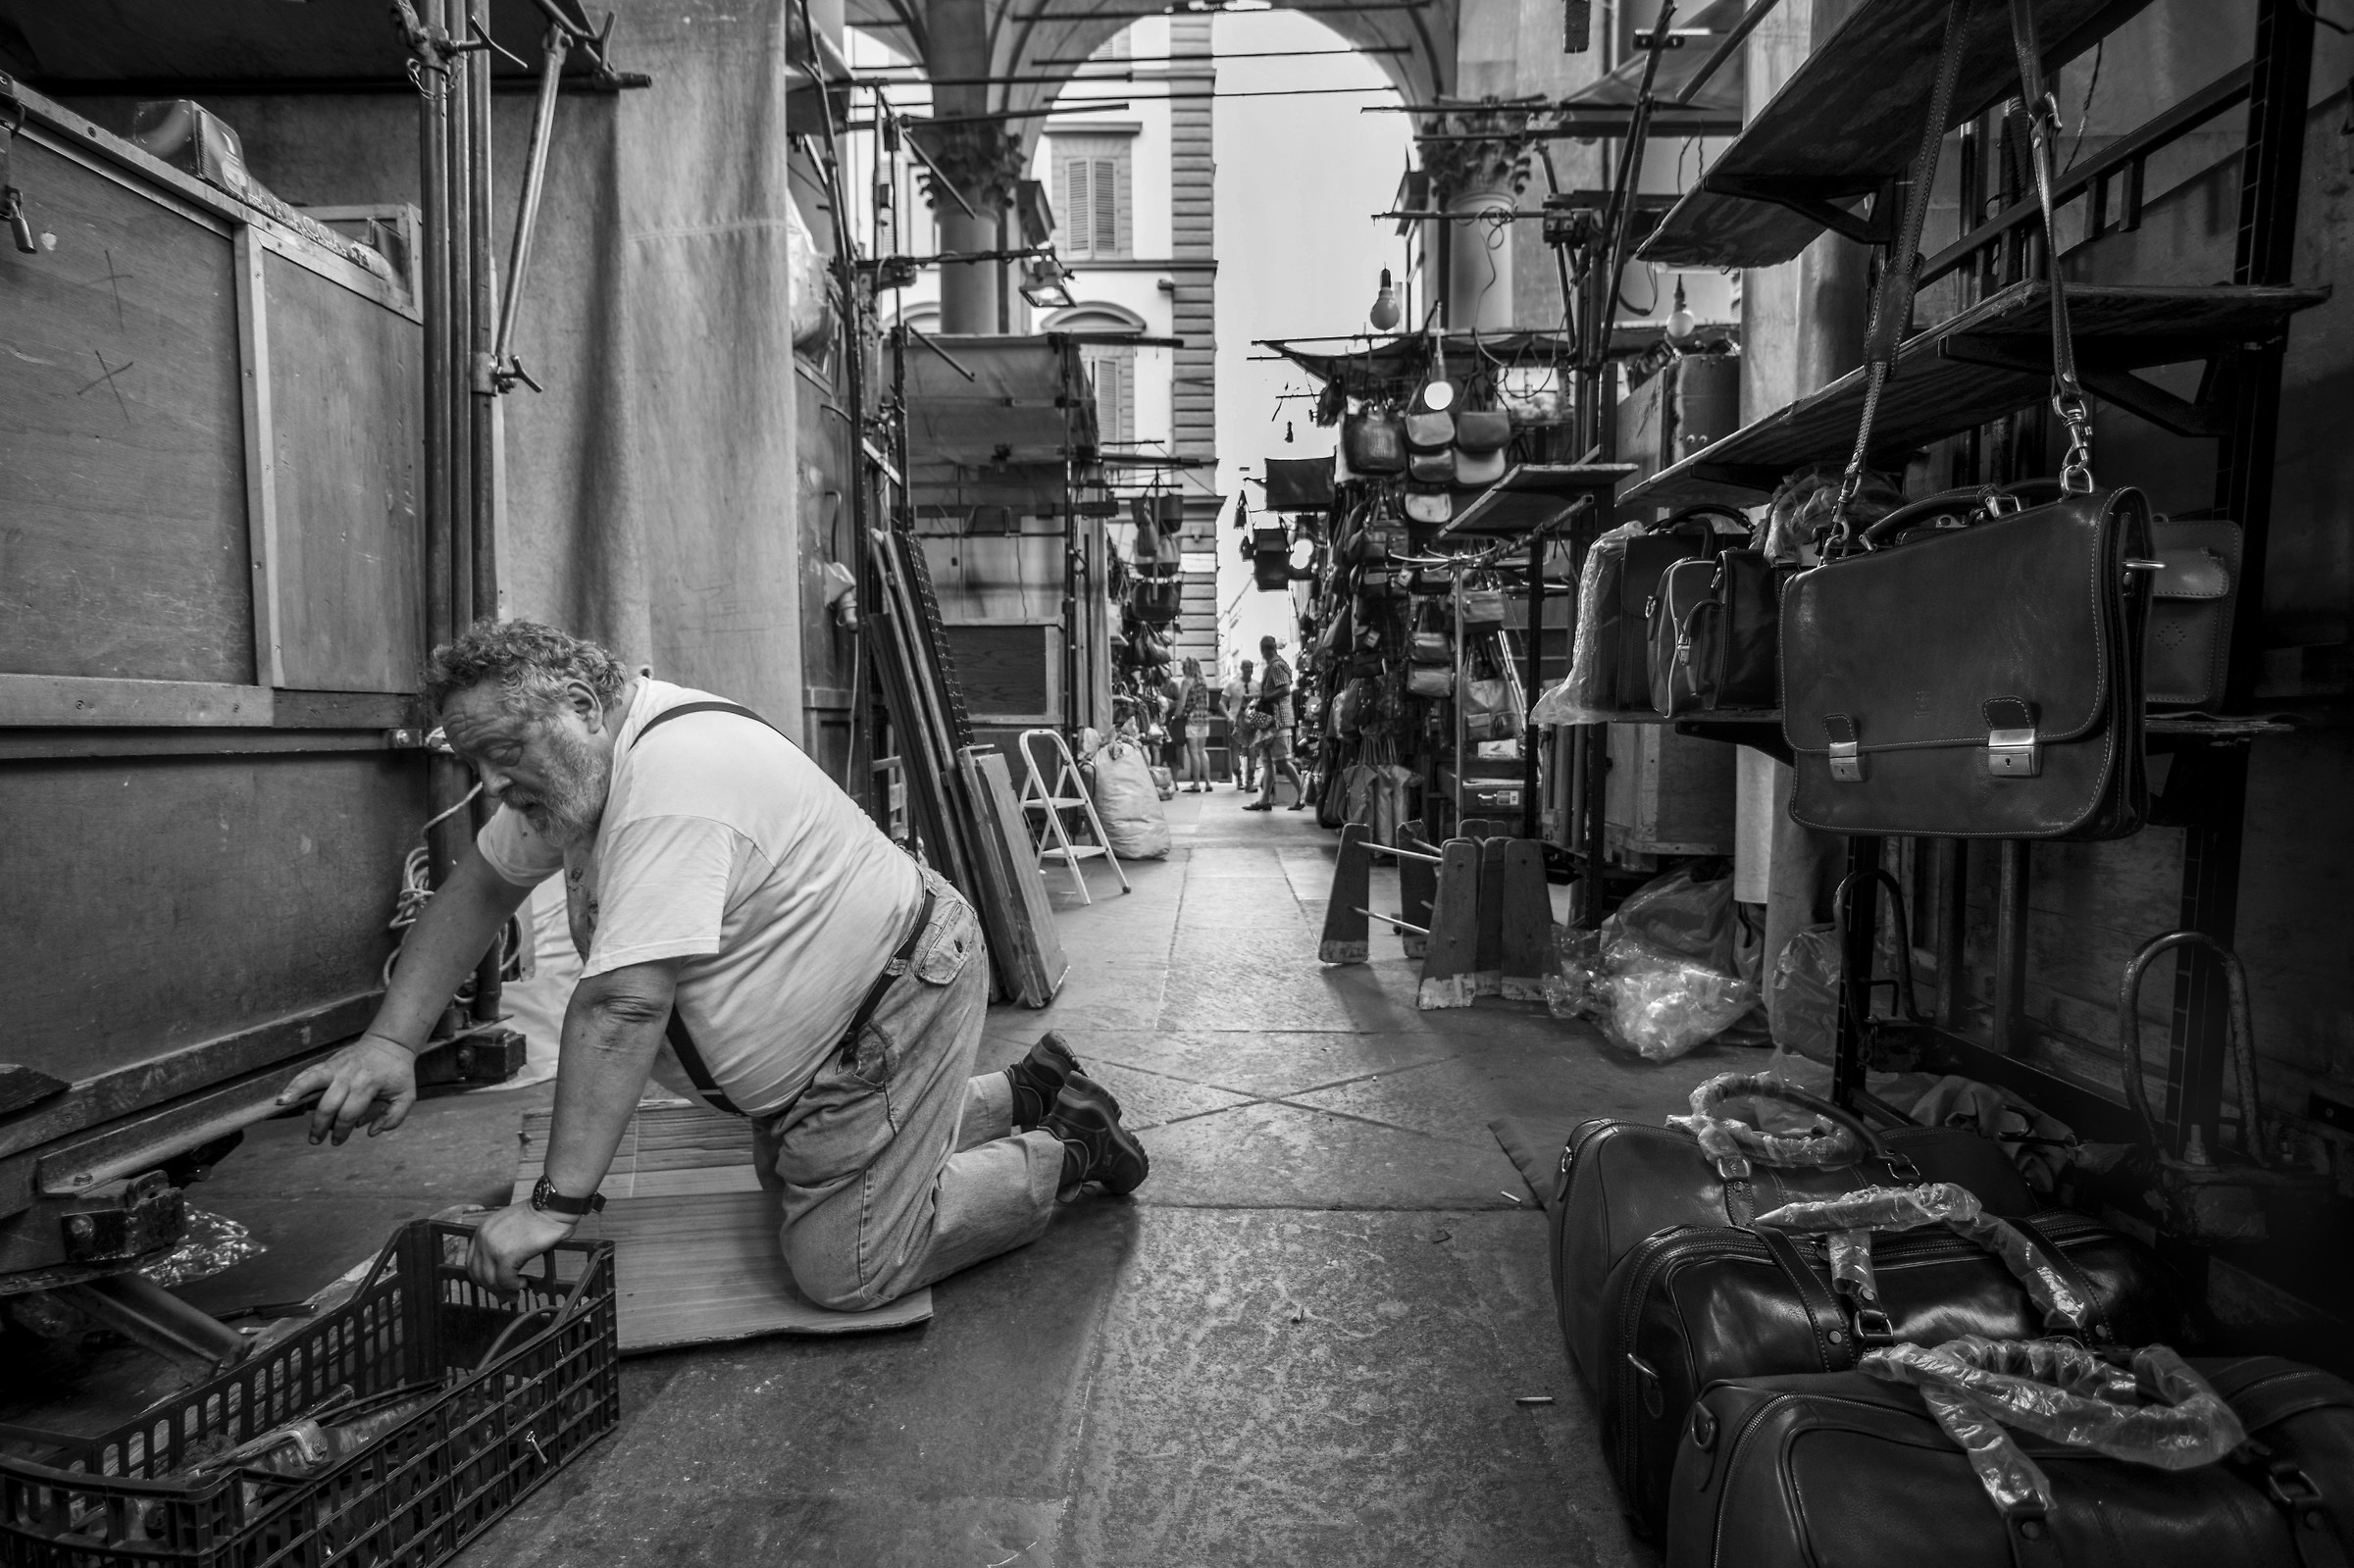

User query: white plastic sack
[1532,521,1644,727]
[1092,738,1171,859]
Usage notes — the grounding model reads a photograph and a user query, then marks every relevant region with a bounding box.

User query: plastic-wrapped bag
[1767,923,1841,1061]
[1090,738,1171,859]
[1532,522,1645,726]
[1545,926,1607,1021]
[1595,938,1757,1061]
[1606,861,1739,974]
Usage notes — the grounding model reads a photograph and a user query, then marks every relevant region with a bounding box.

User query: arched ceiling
[844,0,1451,147]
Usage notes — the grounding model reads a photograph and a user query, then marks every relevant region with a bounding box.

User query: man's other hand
[468,1201,578,1294]
[278,1036,420,1145]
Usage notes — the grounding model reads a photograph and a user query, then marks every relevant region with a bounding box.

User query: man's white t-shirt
[476,679,925,1115]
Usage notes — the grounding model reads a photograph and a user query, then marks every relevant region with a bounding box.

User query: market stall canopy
[902,333,1098,513]
[0,0,631,88]
[1257,325,1738,400]
[1556,0,1747,118]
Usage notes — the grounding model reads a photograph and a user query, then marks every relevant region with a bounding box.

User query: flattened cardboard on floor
[513,1102,932,1350]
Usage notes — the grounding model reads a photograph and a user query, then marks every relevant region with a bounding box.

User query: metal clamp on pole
[1,73,37,254]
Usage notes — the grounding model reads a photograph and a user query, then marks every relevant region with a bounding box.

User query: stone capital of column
[1416,108,1534,211]
[910,123,1027,217]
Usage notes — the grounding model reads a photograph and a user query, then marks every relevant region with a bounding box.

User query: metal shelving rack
[1623,0,2335,1308]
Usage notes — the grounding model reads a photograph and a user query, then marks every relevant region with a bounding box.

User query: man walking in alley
[1244,634,1307,812]
[281,621,1148,1306]
[1223,656,1258,791]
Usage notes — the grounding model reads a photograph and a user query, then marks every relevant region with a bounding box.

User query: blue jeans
[750,877,1064,1309]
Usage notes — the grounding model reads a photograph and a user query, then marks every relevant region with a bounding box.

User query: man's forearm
[540,965,678,1197]
[367,847,534,1053]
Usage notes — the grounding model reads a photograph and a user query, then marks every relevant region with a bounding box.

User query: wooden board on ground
[513,1102,933,1351]
[959,745,1068,1005]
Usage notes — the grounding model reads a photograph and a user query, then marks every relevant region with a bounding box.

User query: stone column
[918,0,1022,333]
[1420,111,1529,330]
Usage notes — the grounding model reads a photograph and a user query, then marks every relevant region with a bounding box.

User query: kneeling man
[282,620,1146,1304]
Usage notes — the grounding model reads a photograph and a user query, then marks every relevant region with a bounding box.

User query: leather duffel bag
[1648,547,1785,716]
[1552,1073,2034,1391]
[1602,1187,2193,1531]
[1666,1348,2354,1568]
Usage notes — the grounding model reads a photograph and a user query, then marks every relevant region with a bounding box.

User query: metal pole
[490,24,569,379]
[443,1,474,635]
[466,0,503,1025]
[1520,531,1543,839]
[420,0,470,899]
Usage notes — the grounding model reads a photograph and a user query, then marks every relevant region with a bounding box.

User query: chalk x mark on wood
[77,349,134,422]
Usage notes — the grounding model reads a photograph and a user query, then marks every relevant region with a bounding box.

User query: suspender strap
[628,699,932,1117]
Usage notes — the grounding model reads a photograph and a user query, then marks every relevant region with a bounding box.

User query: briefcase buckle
[1986,727,2041,779]
[1828,739,1865,783]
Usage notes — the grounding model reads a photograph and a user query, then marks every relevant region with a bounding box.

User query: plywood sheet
[0,134,252,683]
[512,1103,934,1351]
[3,751,424,1083]
[262,250,424,692]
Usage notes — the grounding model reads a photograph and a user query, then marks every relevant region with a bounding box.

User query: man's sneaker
[1046,1075,1149,1198]
[1005,1031,1117,1131]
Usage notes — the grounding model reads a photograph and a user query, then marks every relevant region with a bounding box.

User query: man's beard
[509,723,608,847]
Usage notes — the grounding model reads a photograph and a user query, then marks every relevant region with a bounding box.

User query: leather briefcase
[1666,1353,2354,1568]
[1551,1074,2034,1391]
[1602,1197,2191,1531]
[2146,518,2240,707]
[1780,485,2153,838]
[1648,548,1785,716]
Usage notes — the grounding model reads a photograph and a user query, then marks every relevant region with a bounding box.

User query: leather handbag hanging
[1408,448,1456,485]
[1453,444,1507,487]
[1342,408,1407,474]
[2145,518,2241,707]
[1455,408,1511,454]
[1648,545,1785,716]
[1551,1072,2036,1392]
[1403,487,1453,526]
[1405,408,1456,452]
[1407,664,1454,698]
[1781,0,2153,839]
[1599,1184,2192,1531]
[1665,1352,2354,1568]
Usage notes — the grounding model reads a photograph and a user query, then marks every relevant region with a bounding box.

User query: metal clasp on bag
[1824,715,1866,783]
[1984,698,2040,780]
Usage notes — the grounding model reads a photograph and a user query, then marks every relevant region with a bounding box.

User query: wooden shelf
[1439,463,1638,539]
[1636,0,2158,269]
[1619,281,2328,511]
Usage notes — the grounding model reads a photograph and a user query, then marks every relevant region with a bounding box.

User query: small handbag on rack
[1404,488,1453,525]
[1606,508,1741,710]
[1780,0,2151,838]
[1405,408,1456,452]
[1458,582,1509,627]
[1408,449,1456,485]
[2144,518,2241,708]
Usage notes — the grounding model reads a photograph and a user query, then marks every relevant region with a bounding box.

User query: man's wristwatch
[529,1175,606,1218]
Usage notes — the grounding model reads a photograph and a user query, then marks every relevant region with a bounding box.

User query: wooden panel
[944,625,1055,722]
[0,134,252,683]
[0,675,271,727]
[260,250,425,692]
[0,750,424,1086]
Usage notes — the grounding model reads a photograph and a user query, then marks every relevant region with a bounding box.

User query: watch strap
[531,1174,605,1217]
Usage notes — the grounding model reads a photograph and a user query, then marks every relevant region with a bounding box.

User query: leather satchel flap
[1454,447,1507,486]
[1409,449,1456,483]
[1404,488,1452,523]
[1455,409,1511,452]
[1405,409,1456,450]
[1780,492,2136,757]
[2151,519,2239,600]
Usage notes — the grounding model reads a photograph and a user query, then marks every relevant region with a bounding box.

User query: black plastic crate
[0,1220,618,1567]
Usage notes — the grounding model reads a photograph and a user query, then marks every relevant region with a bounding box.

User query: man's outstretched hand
[278,1036,420,1144]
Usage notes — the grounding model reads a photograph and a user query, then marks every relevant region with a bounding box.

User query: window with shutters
[1049,135,1132,259]
[1081,345,1135,448]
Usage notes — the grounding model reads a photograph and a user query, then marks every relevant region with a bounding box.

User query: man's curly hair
[423,619,628,718]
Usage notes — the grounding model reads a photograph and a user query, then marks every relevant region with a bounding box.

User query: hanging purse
[1458,582,1509,626]
[1648,545,1786,716]
[1408,449,1456,485]
[2144,519,2241,708]
[1262,455,1335,514]
[1343,408,1407,474]
[1407,665,1455,698]
[1404,488,1453,525]
[1781,0,2152,839]
[1455,408,1510,453]
[1453,445,1507,487]
[1405,408,1456,452]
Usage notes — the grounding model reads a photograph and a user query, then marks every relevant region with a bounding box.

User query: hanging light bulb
[1368,267,1401,332]
[1664,276,1698,347]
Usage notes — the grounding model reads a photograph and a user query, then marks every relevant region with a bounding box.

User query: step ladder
[1017,729,1131,904]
